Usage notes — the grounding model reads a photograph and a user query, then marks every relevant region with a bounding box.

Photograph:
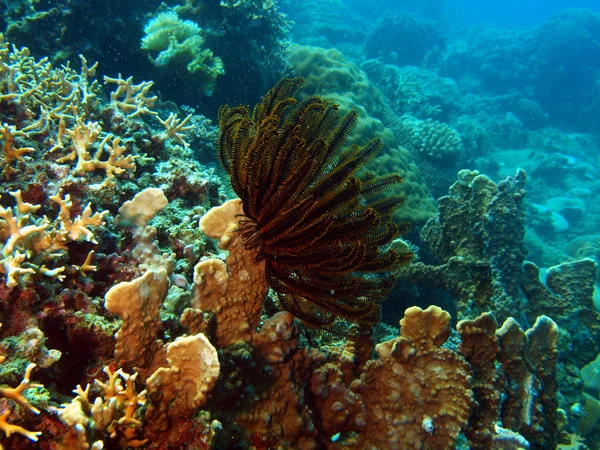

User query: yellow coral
[0,124,35,163]
[55,120,138,179]
[0,190,106,287]
[103,75,158,117]
[0,363,43,444]
[53,366,147,449]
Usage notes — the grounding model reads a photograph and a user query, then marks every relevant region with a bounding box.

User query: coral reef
[442,9,600,133]
[2,0,290,112]
[289,44,437,223]
[396,169,600,435]
[0,3,598,446]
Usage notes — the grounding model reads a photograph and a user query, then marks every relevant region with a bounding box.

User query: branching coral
[54,120,138,180]
[216,77,413,333]
[0,37,144,186]
[52,365,148,449]
[0,34,101,121]
[0,190,107,287]
[0,363,42,444]
[103,75,158,118]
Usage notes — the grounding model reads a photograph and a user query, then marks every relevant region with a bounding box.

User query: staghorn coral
[0,189,107,288]
[52,365,148,449]
[0,37,146,197]
[0,361,42,445]
[216,77,413,333]
[103,75,158,118]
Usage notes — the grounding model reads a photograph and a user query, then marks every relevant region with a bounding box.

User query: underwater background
[1,0,600,448]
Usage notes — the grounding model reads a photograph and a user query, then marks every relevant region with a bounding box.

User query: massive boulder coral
[398,116,464,167]
[364,13,446,67]
[289,44,437,223]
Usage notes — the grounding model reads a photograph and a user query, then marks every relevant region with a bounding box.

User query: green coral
[141,11,224,96]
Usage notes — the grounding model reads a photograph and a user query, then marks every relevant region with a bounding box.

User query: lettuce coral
[141,11,224,96]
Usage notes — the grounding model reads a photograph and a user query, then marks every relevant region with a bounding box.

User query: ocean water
[1,0,600,448]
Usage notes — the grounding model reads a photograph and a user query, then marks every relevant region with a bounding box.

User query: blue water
[447,0,600,27]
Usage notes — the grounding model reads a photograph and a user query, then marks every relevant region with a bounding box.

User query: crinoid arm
[217,77,413,334]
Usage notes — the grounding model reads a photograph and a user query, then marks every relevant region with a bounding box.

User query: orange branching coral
[217,77,412,333]
[0,362,43,445]
[52,365,148,449]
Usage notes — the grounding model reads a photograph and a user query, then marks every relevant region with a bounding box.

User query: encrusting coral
[216,76,413,333]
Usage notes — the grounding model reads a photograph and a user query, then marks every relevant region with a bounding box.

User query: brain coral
[289,45,437,223]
